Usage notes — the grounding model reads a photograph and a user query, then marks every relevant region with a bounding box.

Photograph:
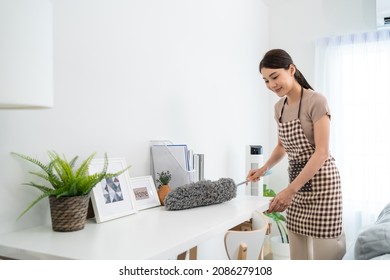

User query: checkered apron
[278,89,343,238]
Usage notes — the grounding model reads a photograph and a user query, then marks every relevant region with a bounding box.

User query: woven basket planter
[49,194,90,232]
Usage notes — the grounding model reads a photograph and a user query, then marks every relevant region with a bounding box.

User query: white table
[0,195,269,260]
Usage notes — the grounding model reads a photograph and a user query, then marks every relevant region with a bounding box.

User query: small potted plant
[263,184,290,259]
[12,151,129,232]
[156,170,172,205]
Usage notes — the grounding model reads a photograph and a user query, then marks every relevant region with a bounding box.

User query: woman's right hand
[246,166,269,183]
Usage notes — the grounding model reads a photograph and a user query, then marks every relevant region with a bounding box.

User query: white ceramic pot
[270,235,290,260]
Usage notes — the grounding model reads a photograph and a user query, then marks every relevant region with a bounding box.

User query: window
[315,30,390,245]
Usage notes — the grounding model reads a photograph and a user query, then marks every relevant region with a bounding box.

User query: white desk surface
[0,195,269,260]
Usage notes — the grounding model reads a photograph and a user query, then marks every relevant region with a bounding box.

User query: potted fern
[12,151,129,232]
[156,170,172,205]
[263,184,290,259]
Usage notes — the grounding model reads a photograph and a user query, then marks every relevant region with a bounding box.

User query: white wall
[262,0,377,192]
[0,0,270,236]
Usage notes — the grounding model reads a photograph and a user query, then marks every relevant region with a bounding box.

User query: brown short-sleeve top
[274,89,330,146]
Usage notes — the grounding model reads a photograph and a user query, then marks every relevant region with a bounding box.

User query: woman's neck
[286,83,303,106]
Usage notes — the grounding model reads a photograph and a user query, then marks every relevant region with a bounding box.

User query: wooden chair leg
[177,251,187,260]
[189,246,197,260]
[238,243,247,260]
[177,246,197,260]
[258,247,264,260]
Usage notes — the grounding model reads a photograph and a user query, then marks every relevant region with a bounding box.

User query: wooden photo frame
[89,157,137,223]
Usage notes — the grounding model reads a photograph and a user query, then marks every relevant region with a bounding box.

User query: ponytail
[294,69,314,90]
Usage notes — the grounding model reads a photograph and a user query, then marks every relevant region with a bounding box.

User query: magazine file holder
[150,140,195,190]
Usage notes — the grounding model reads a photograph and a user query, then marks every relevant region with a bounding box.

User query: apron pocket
[288,160,312,192]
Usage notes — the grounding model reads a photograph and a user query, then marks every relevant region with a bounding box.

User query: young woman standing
[246,49,346,260]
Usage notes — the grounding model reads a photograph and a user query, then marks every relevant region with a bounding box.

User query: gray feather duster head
[164,178,237,210]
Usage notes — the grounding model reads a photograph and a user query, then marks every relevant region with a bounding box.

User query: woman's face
[261,65,296,97]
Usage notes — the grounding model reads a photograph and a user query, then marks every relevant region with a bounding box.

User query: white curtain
[315,29,390,246]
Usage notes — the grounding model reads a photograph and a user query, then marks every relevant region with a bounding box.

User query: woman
[246,49,346,260]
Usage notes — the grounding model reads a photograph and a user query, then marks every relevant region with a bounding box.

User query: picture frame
[129,176,161,210]
[89,157,137,223]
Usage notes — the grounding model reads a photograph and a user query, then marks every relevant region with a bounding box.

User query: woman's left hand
[267,187,295,213]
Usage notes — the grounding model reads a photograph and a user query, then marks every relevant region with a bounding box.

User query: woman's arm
[268,115,330,212]
[288,114,330,192]
[246,137,286,182]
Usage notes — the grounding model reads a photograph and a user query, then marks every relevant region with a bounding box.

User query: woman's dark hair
[259,49,313,90]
